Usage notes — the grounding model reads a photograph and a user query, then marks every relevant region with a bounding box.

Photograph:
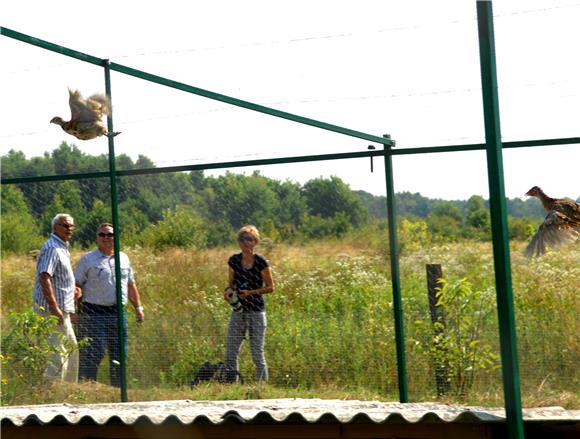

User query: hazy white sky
[1,0,579,200]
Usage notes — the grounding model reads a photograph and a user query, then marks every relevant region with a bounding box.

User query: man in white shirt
[75,223,144,387]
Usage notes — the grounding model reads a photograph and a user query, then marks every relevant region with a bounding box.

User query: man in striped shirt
[32,213,80,382]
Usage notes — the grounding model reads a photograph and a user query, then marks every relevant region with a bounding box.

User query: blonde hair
[237,225,260,243]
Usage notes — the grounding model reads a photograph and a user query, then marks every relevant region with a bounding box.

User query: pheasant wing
[68,89,87,121]
[554,199,580,224]
[86,94,112,119]
[69,89,110,122]
[526,210,580,256]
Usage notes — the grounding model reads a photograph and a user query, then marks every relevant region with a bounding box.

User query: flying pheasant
[50,88,121,140]
[525,186,580,256]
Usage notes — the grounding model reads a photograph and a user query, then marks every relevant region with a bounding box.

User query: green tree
[506,197,545,218]
[1,150,57,217]
[1,149,54,180]
[396,191,432,218]
[354,190,386,218]
[1,184,34,216]
[189,170,206,191]
[0,185,43,254]
[302,176,368,226]
[464,195,490,240]
[426,201,462,241]
[301,212,352,239]
[40,180,88,241]
[205,172,278,230]
[140,206,208,250]
[78,199,112,247]
[269,180,306,228]
[52,142,92,175]
[117,201,151,247]
[0,150,29,178]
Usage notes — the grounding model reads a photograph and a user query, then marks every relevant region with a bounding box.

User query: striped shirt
[33,234,76,313]
[74,249,135,306]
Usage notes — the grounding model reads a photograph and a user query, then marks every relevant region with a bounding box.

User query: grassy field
[1,238,578,408]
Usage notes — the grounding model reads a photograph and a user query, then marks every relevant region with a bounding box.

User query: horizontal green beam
[1,150,380,184]
[498,137,580,149]
[391,137,580,155]
[1,27,103,66]
[108,62,391,145]
[2,136,578,185]
[0,26,391,146]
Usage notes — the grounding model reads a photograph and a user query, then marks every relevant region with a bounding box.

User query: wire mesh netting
[1,160,578,407]
[1,2,579,423]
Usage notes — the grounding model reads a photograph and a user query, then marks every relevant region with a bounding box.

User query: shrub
[398,218,430,254]
[410,278,500,399]
[508,217,536,241]
[1,309,83,405]
[140,206,208,250]
[301,213,351,239]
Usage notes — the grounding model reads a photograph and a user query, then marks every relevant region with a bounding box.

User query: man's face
[96,226,115,252]
[53,217,75,242]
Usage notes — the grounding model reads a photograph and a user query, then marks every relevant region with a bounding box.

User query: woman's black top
[228,253,269,312]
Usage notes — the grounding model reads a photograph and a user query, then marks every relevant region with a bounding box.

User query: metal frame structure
[2,3,579,438]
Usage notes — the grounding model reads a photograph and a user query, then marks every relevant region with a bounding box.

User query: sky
[1,0,579,201]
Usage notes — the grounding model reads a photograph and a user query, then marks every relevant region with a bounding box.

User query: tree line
[1,143,547,254]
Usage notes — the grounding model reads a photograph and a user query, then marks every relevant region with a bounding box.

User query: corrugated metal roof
[2,399,579,426]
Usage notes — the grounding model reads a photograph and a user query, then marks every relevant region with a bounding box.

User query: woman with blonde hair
[223,225,274,382]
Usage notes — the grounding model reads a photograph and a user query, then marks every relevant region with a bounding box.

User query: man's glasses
[98,232,114,238]
[238,236,254,242]
[57,223,75,230]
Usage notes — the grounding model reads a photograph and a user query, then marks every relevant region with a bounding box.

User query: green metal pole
[383,135,408,403]
[476,2,524,439]
[103,60,128,402]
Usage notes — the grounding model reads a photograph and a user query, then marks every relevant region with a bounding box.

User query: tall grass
[1,239,578,408]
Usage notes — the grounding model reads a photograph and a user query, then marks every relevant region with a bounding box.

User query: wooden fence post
[426,264,450,396]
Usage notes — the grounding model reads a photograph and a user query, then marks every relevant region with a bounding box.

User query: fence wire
[1,168,578,407]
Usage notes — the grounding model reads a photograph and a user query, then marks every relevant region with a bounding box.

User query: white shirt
[74,249,135,306]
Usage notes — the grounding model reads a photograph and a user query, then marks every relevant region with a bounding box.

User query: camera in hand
[226,288,243,312]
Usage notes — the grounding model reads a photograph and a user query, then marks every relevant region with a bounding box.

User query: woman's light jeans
[225,311,268,382]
